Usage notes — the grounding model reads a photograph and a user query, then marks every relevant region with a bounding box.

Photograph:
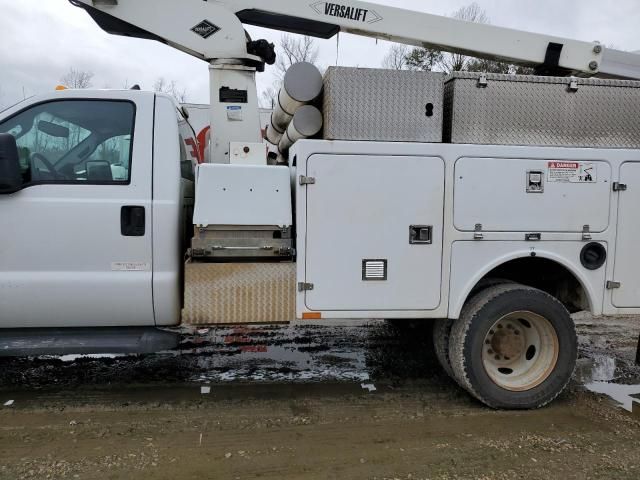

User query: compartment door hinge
[606,281,621,290]
[298,282,314,292]
[613,182,627,192]
[299,176,316,186]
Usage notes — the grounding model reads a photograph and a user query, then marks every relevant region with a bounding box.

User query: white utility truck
[1,0,640,409]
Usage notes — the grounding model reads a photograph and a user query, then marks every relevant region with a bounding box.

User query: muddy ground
[0,315,639,480]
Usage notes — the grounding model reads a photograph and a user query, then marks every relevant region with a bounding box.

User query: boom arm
[70,0,640,163]
[72,0,640,79]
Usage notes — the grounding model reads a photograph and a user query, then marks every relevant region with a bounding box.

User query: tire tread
[449,284,576,409]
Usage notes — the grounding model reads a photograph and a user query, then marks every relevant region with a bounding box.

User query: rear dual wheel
[435,284,577,409]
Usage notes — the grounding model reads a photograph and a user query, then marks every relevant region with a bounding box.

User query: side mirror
[0,133,23,194]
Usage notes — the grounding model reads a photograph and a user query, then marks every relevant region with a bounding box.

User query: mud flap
[636,333,640,365]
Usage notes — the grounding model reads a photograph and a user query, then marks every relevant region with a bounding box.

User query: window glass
[0,100,135,184]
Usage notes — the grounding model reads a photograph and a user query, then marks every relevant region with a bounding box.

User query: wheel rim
[481,311,559,392]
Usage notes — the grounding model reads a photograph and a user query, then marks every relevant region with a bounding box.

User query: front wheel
[449,284,577,409]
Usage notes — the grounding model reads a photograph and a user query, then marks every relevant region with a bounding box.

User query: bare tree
[154,78,188,103]
[60,68,94,89]
[260,85,278,110]
[382,44,410,70]
[465,58,535,75]
[405,47,444,72]
[260,34,322,108]
[275,34,320,80]
[402,3,534,75]
[439,3,489,73]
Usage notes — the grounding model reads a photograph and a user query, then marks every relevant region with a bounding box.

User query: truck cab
[0,90,195,330]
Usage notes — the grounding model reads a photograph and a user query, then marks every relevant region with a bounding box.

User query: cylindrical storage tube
[278,105,323,155]
[265,112,287,145]
[265,62,323,145]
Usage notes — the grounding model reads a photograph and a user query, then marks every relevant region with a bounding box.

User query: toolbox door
[612,162,640,308]
[303,155,444,312]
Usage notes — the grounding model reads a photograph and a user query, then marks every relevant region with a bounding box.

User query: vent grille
[362,259,388,281]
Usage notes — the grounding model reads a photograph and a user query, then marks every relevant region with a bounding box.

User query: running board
[0,327,179,357]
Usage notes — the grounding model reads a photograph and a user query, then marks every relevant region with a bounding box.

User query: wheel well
[475,257,589,314]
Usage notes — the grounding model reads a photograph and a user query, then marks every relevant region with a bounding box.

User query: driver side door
[0,95,155,328]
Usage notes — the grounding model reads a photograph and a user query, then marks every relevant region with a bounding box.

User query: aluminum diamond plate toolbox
[444,72,640,148]
[323,67,445,142]
[183,262,296,325]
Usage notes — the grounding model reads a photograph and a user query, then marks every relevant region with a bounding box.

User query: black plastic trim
[69,1,166,44]
[236,9,339,39]
[535,42,569,76]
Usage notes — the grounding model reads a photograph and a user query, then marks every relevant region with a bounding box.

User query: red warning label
[548,161,596,183]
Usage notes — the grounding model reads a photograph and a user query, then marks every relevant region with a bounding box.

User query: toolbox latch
[474,224,484,240]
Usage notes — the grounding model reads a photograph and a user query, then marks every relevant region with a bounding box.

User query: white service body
[292,139,637,319]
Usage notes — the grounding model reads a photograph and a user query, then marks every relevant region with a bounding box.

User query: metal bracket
[568,78,579,92]
[606,281,621,290]
[582,225,592,241]
[613,182,627,192]
[474,224,484,240]
[477,74,488,88]
[299,176,316,186]
[298,282,314,292]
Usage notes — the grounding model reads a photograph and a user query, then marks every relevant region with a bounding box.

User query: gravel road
[0,315,638,479]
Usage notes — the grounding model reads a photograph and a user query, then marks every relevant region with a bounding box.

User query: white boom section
[71,0,640,78]
[70,0,640,163]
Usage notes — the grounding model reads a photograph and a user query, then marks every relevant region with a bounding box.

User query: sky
[0,0,639,110]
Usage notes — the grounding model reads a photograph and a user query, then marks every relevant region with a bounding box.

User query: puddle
[3,317,635,407]
[0,321,442,390]
[579,354,640,412]
[180,320,440,384]
[585,381,640,412]
[57,353,126,362]
[185,324,372,383]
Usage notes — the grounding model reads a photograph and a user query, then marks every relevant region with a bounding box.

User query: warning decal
[547,161,596,183]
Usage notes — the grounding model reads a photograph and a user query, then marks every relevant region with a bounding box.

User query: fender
[449,246,597,319]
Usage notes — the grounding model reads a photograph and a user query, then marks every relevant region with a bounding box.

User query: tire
[469,277,515,296]
[433,318,455,379]
[433,281,516,381]
[449,284,577,410]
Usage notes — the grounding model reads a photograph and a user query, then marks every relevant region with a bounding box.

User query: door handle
[410,225,432,245]
[121,206,146,237]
